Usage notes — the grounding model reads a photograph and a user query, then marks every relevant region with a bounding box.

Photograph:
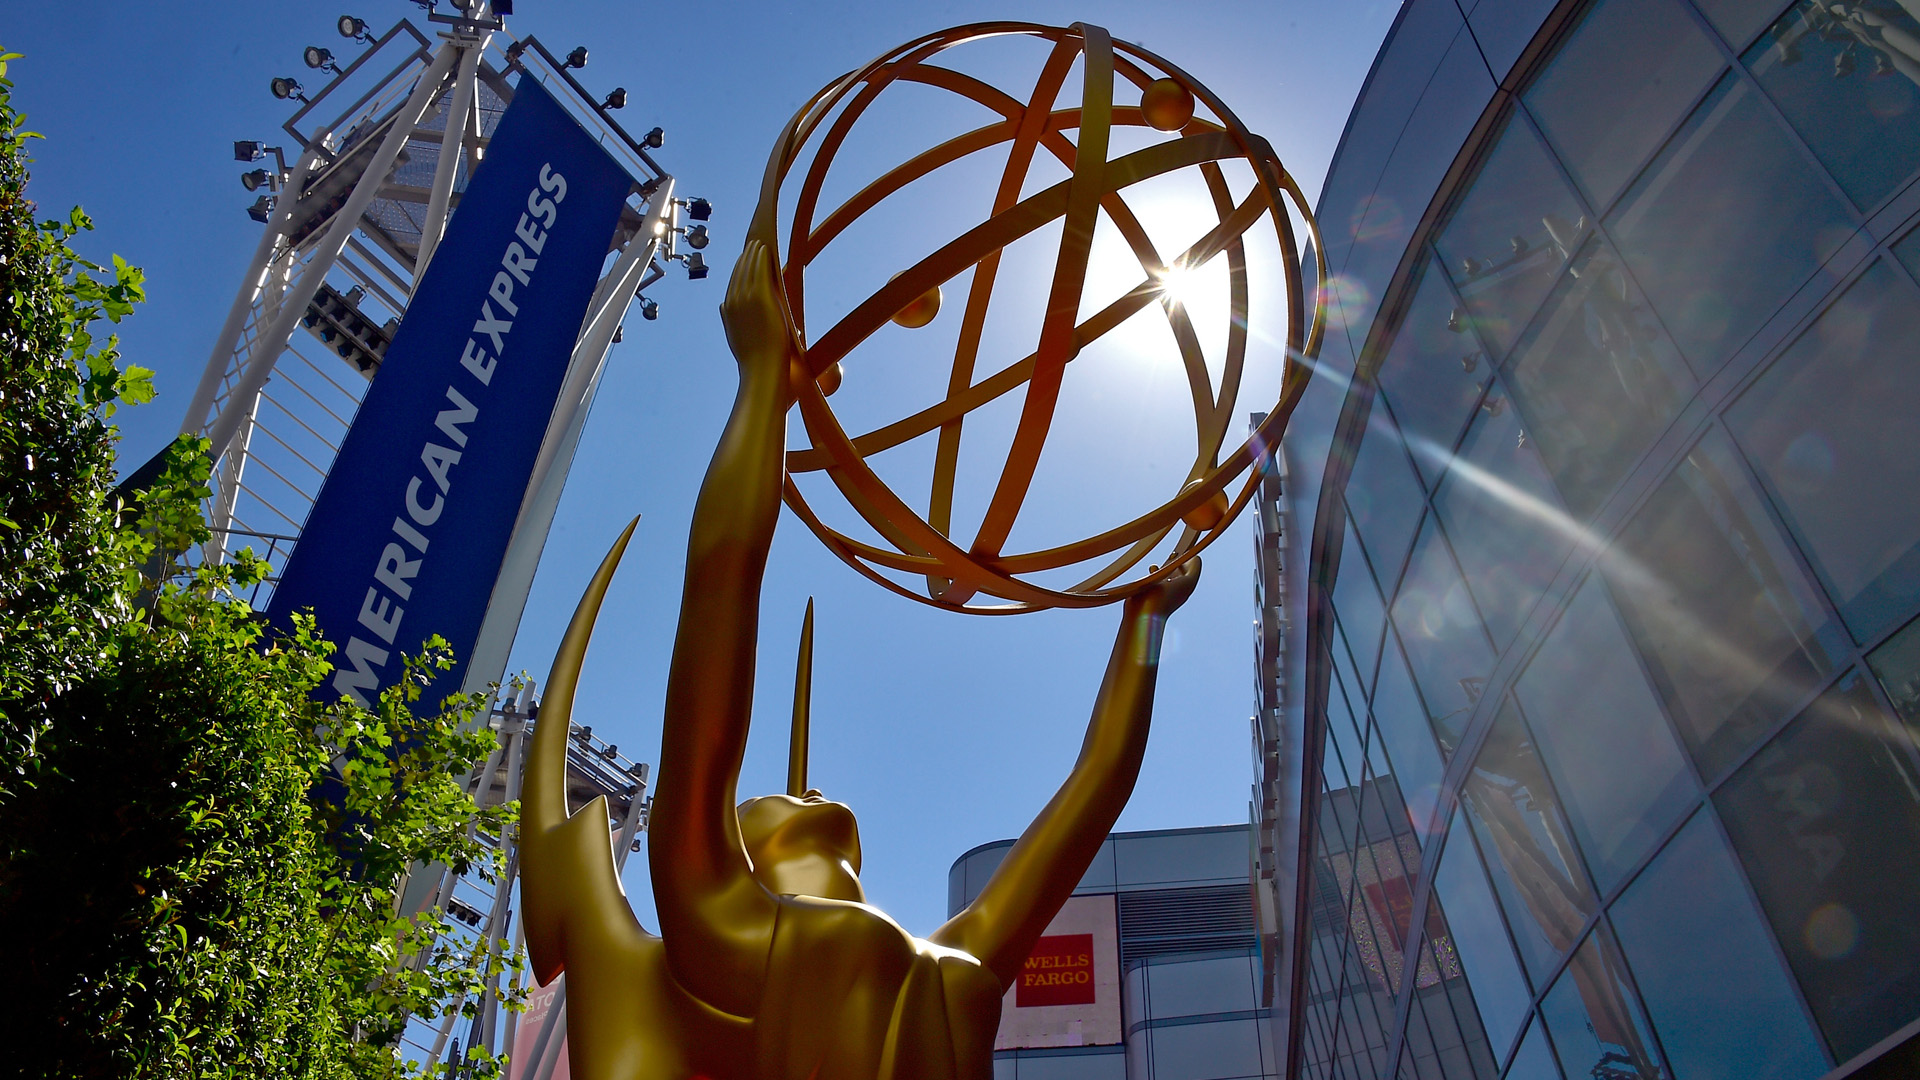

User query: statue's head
[737,790,864,902]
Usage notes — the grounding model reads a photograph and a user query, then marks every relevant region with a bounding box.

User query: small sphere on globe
[890,283,942,329]
[1178,480,1231,532]
[1141,78,1195,132]
[815,360,844,397]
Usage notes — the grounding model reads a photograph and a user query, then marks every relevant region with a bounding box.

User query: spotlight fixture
[601,87,628,110]
[642,126,664,149]
[564,46,588,69]
[684,197,711,221]
[337,15,370,41]
[684,223,709,250]
[247,195,276,224]
[640,297,660,321]
[234,140,265,162]
[684,252,709,280]
[270,76,307,102]
[304,46,340,73]
[241,168,271,191]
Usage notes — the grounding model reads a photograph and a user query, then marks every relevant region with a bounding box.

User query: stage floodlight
[234,140,265,162]
[643,126,665,149]
[640,297,660,321]
[337,15,369,40]
[242,168,271,191]
[270,76,306,101]
[685,197,712,221]
[602,87,628,110]
[685,253,708,280]
[304,46,335,69]
[565,46,589,69]
[247,195,276,224]
[685,224,709,250]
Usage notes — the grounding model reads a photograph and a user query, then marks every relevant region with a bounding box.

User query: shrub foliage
[0,50,520,1078]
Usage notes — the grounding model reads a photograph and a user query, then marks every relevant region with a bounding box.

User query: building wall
[950,826,1277,1080]
[1275,0,1920,1077]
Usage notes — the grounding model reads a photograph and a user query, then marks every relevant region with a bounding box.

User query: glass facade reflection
[1267,0,1920,1075]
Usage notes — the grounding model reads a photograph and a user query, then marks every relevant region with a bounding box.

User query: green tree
[0,50,522,1078]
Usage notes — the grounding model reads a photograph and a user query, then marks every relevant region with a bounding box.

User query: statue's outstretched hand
[720,238,796,377]
[1132,557,1201,618]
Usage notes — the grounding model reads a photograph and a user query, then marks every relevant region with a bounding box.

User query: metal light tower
[181,6,703,1074]
[406,683,649,1076]
[181,4,701,700]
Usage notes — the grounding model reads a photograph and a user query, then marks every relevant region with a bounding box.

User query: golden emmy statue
[520,22,1321,1080]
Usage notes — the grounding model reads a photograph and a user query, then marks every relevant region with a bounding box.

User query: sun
[1157,264,1199,308]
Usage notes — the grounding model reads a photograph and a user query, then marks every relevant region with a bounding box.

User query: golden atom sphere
[749,21,1326,613]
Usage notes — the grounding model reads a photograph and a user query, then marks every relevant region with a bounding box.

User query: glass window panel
[1148,1018,1265,1080]
[1424,935,1501,1080]
[1329,667,1367,783]
[1420,908,1502,1080]
[1516,577,1699,891]
[1338,517,1391,686]
[1611,810,1830,1080]
[1392,517,1497,755]
[1538,926,1667,1080]
[1501,239,1695,519]
[1436,118,1588,359]
[1897,225,1920,282]
[1606,430,1840,780]
[1353,780,1428,993]
[1405,992,1452,1080]
[1326,724,1358,808]
[1870,612,1920,724]
[1433,390,1574,648]
[1727,260,1920,644]
[1336,614,1373,724]
[1525,0,1726,209]
[1313,852,1353,956]
[1460,698,1597,983]
[1377,256,1497,486]
[1695,0,1797,50]
[1746,0,1920,212]
[1375,633,1449,841]
[1365,741,1417,841]
[1350,403,1429,592]
[1323,785,1362,877]
[1435,811,1534,1065]
[1607,71,1855,375]
[1340,933,1398,1070]
[1146,954,1258,1019]
[1013,1052,1127,1080]
[1716,668,1920,1061]
[1505,1018,1562,1080]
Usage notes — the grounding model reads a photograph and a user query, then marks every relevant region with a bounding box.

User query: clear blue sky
[5,0,1397,936]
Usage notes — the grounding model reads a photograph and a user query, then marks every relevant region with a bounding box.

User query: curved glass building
[1262,0,1920,1077]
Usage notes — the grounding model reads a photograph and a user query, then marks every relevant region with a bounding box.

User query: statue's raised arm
[649,238,797,1016]
[931,559,1200,985]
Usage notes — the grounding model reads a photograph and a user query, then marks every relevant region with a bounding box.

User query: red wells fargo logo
[1016,933,1097,1008]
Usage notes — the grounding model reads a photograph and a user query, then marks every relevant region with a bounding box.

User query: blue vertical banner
[268,77,633,708]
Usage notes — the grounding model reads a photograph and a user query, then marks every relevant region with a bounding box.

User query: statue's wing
[520,517,655,985]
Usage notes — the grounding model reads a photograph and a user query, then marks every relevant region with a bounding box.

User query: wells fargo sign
[994,895,1121,1049]
[1017,933,1097,1007]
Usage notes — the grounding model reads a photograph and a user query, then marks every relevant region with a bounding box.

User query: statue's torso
[563,894,1003,1080]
